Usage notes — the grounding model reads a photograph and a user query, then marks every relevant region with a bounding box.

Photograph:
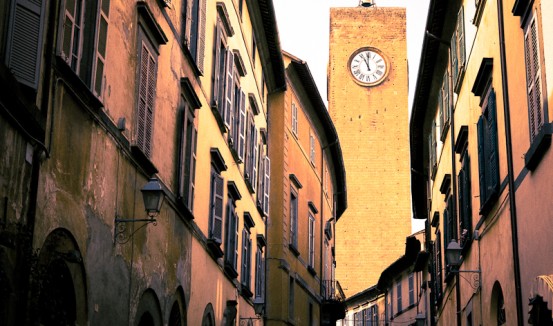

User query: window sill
[307,265,316,276]
[289,244,300,257]
[224,261,239,279]
[524,123,552,171]
[54,55,103,111]
[131,145,159,176]
[240,284,253,299]
[207,239,224,258]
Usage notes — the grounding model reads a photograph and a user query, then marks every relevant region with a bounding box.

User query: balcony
[321,280,346,325]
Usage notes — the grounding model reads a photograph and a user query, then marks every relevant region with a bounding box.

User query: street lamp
[415,313,426,326]
[239,297,265,325]
[115,178,165,244]
[446,240,481,290]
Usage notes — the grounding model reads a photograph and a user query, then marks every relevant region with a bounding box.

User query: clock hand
[362,52,371,71]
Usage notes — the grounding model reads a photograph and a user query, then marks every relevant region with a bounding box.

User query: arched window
[202,303,215,326]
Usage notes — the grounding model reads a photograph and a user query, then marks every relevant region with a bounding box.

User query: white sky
[273,0,431,232]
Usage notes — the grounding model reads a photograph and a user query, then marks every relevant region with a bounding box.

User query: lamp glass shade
[446,240,462,267]
[253,297,264,316]
[415,313,426,326]
[141,178,164,216]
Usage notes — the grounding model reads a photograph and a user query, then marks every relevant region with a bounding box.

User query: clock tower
[328,5,411,297]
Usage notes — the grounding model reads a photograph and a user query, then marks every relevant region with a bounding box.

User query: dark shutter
[238,91,246,160]
[263,156,270,216]
[476,116,486,209]
[6,0,45,89]
[210,172,224,243]
[459,154,472,246]
[233,212,239,270]
[212,24,222,108]
[451,30,458,87]
[224,49,234,128]
[197,0,206,72]
[458,7,466,71]
[251,129,258,192]
[93,0,110,97]
[487,90,499,197]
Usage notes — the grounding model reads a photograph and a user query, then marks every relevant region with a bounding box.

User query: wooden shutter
[525,17,542,141]
[189,127,197,209]
[233,212,239,270]
[458,154,472,246]
[450,30,458,87]
[292,103,298,134]
[6,0,45,89]
[252,130,259,192]
[476,116,486,209]
[197,0,206,72]
[458,7,466,71]
[212,24,222,108]
[486,90,499,197]
[238,91,247,160]
[241,229,247,284]
[438,91,444,136]
[224,49,234,128]
[256,146,264,208]
[263,156,270,216]
[210,172,224,243]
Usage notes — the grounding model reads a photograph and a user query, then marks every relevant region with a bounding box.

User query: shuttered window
[6,0,46,89]
[439,71,451,141]
[136,39,157,158]
[55,0,110,96]
[458,151,472,247]
[209,170,224,243]
[178,99,198,212]
[241,228,251,290]
[224,199,239,273]
[477,89,499,213]
[184,0,205,71]
[255,245,264,297]
[310,133,316,165]
[429,120,438,179]
[308,213,315,267]
[245,115,258,191]
[290,189,298,249]
[434,231,443,301]
[524,14,544,142]
[262,156,270,216]
[451,6,466,91]
[237,91,246,161]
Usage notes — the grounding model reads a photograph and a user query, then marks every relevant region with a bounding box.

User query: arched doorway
[168,287,187,326]
[201,303,215,326]
[491,281,506,326]
[34,229,87,326]
[135,289,163,326]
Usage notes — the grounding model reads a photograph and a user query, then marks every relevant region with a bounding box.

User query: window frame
[308,212,315,268]
[289,187,299,253]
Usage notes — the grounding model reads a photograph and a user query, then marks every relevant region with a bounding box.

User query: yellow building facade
[0,0,283,324]
[411,0,553,325]
[328,5,412,297]
[266,51,347,326]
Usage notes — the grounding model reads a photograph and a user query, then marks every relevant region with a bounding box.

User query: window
[259,155,271,217]
[308,213,315,268]
[241,227,252,294]
[429,120,438,180]
[396,279,402,312]
[365,306,378,326]
[5,0,46,89]
[177,80,200,212]
[290,189,298,251]
[476,88,499,213]
[291,103,298,135]
[208,169,224,244]
[524,12,546,143]
[458,145,472,247]
[182,0,206,71]
[439,71,451,141]
[245,113,259,191]
[451,6,466,92]
[408,273,415,306]
[136,31,157,158]
[434,232,443,302]
[57,0,110,97]
[255,243,265,298]
[211,5,234,116]
[289,276,295,320]
[231,86,247,161]
[251,34,257,65]
[224,182,241,278]
[443,194,457,253]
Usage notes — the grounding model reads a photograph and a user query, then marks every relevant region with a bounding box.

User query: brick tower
[328,5,411,297]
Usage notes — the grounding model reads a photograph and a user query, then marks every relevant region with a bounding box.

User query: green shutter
[487,90,499,197]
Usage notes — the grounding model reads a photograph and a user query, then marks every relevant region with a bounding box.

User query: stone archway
[135,289,163,326]
[34,228,87,326]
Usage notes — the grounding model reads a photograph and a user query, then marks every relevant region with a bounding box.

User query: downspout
[496,0,523,324]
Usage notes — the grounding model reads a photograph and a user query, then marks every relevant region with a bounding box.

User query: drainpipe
[496,0,523,324]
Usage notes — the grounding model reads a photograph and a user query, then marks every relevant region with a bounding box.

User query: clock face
[349,48,388,86]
